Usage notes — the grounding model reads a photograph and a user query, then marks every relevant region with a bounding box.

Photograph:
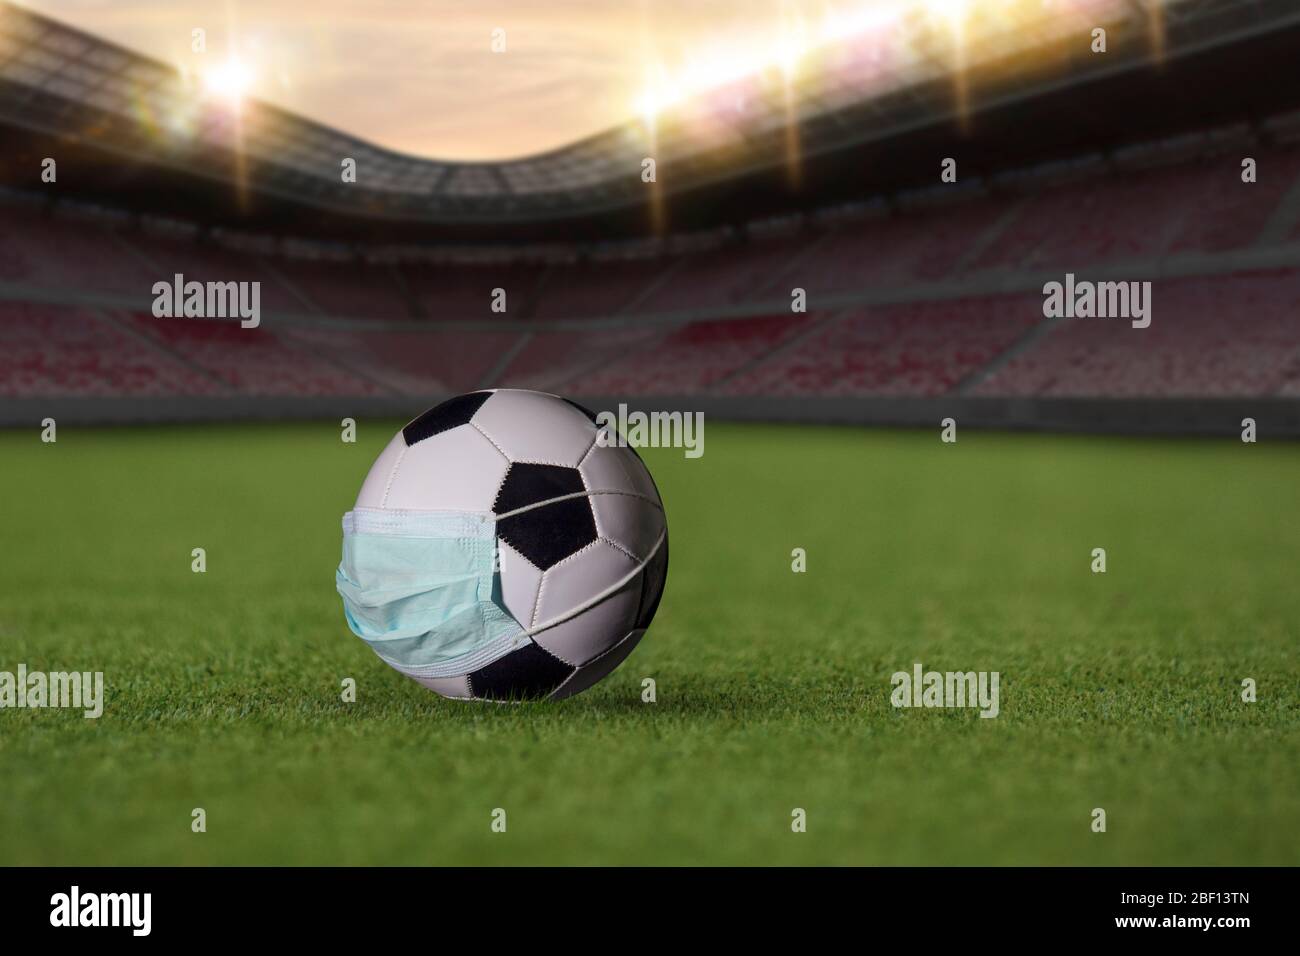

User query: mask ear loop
[492,488,663,522]
[523,529,665,639]
[491,489,666,639]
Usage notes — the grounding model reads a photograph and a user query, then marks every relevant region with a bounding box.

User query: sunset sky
[24,0,844,161]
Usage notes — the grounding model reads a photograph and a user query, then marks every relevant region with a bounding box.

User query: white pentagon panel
[497,540,542,629]
[622,449,661,501]
[354,432,406,509]
[471,389,596,467]
[580,444,665,559]
[581,440,659,499]
[552,629,645,700]
[531,540,641,665]
[383,423,508,512]
[577,442,641,493]
[596,495,663,563]
[410,673,472,699]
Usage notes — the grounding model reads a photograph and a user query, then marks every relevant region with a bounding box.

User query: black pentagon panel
[469,641,574,701]
[636,531,668,630]
[402,391,492,446]
[493,463,598,570]
[494,462,584,512]
[498,501,597,570]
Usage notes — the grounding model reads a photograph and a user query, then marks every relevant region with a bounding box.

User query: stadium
[1,0,1298,870]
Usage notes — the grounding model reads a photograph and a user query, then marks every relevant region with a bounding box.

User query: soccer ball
[346,389,668,701]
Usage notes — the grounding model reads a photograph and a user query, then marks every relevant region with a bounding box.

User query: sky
[24,0,844,161]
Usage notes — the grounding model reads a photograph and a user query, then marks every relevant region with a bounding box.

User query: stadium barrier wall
[4,396,1298,438]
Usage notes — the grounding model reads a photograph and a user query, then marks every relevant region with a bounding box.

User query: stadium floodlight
[203,57,253,107]
[631,0,1150,133]
[631,1,920,124]
[921,0,970,22]
[0,0,1241,221]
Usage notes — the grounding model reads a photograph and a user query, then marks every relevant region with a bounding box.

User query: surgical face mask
[335,509,526,678]
[336,498,666,680]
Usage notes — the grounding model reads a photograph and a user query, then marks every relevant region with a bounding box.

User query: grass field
[0,421,1297,866]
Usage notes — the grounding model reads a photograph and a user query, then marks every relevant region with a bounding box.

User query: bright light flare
[630,0,1151,127]
[634,2,910,122]
[922,0,971,22]
[203,58,254,106]
[632,0,1061,124]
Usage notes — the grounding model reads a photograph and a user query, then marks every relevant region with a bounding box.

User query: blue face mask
[335,509,526,678]
[337,498,667,681]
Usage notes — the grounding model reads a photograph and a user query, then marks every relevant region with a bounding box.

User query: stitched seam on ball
[552,628,639,697]
[380,445,407,508]
[601,535,640,564]
[579,455,602,538]
[500,540,541,576]
[472,422,514,506]
[503,457,578,468]
[532,619,579,667]
[471,421,512,462]
[543,536,605,573]
[577,430,600,468]
[581,625,639,667]
[528,569,544,630]
[526,529,663,641]
[489,472,512,512]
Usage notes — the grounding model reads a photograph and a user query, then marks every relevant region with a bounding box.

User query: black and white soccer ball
[352,389,668,701]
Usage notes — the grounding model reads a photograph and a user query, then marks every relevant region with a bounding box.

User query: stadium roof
[1,0,1299,235]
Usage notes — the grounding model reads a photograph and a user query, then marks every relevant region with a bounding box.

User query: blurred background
[0,0,1297,435]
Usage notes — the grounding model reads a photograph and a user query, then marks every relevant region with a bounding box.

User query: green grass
[0,421,1297,865]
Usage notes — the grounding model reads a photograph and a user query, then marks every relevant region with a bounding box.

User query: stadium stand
[795,200,1013,292]
[971,272,1300,397]
[268,256,413,320]
[496,327,668,392]
[722,299,1040,397]
[2,0,1299,423]
[117,310,384,396]
[4,135,1300,404]
[0,301,221,396]
[572,315,814,395]
[286,326,521,394]
[628,236,814,314]
[123,235,310,315]
[0,205,156,294]
[401,261,547,321]
[972,147,1300,270]
[526,259,672,321]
